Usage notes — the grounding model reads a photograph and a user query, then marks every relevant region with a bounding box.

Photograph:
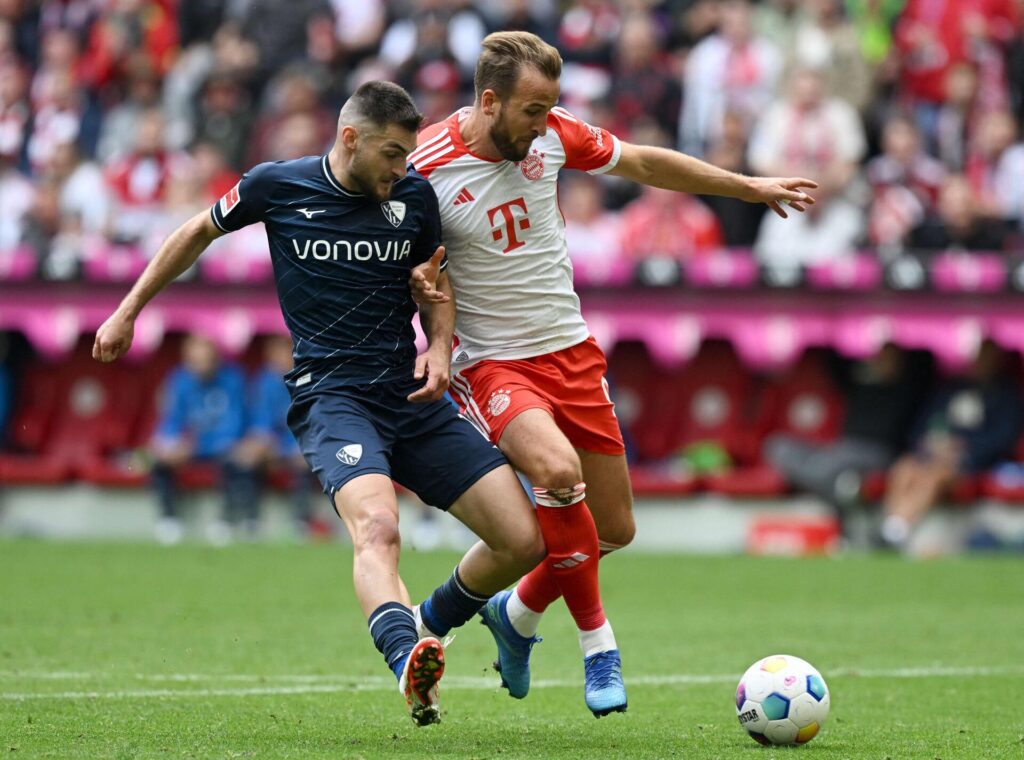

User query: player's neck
[325,147,364,196]
[460,108,503,161]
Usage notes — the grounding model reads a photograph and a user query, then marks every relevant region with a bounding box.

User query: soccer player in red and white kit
[407,32,817,717]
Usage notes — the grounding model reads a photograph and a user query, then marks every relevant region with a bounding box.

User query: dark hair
[474,31,562,102]
[342,81,423,133]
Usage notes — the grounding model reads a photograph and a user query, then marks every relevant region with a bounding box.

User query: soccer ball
[735,654,830,746]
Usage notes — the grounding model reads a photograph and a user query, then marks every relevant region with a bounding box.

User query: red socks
[518,483,606,632]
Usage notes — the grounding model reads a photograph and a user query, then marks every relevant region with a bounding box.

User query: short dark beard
[348,152,393,202]
[489,117,531,162]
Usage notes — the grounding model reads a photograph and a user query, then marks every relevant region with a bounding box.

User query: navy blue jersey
[210,154,445,388]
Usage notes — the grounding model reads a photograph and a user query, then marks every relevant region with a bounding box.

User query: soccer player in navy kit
[93,81,545,727]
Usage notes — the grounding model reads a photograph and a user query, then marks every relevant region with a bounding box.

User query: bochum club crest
[381,200,406,227]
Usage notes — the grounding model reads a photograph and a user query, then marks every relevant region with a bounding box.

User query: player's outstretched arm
[408,269,455,403]
[93,210,225,363]
[608,142,818,219]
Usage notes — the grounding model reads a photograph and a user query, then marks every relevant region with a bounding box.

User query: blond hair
[474,31,562,102]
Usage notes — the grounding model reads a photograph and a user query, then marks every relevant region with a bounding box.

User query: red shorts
[449,336,626,456]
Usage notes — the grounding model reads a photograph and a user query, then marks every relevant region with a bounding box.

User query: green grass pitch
[1,540,1022,758]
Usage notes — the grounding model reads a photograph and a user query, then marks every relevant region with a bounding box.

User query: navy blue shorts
[287,377,508,510]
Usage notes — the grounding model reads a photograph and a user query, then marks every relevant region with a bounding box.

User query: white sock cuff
[533,482,586,507]
[578,620,617,657]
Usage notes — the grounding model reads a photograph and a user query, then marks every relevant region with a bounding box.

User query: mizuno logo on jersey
[291,238,412,262]
[453,187,475,206]
[336,444,363,465]
[381,200,406,227]
[297,208,326,219]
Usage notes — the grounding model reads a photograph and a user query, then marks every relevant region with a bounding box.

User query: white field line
[2,665,1023,701]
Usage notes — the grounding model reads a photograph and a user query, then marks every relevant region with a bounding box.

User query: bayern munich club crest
[488,389,512,416]
[518,149,545,181]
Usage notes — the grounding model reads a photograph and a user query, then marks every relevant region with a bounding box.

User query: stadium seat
[610,340,752,470]
[0,341,150,486]
[0,362,68,484]
[706,351,844,497]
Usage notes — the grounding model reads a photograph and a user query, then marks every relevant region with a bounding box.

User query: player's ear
[481,89,498,117]
[340,125,359,151]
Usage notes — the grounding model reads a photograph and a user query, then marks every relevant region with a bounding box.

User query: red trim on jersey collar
[447,108,504,164]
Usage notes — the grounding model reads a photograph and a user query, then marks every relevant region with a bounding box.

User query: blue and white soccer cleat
[583,649,627,717]
[398,636,445,726]
[478,589,541,699]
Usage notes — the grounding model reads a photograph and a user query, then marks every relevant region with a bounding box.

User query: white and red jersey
[410,106,621,368]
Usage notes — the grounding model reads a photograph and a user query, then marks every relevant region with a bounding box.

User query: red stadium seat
[0,341,148,485]
[707,351,845,498]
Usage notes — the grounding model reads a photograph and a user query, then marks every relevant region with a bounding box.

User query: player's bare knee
[353,509,401,553]
[527,450,582,488]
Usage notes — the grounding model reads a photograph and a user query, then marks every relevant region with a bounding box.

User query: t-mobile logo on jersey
[486,197,531,253]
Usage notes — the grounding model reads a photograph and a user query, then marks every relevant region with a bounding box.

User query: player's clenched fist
[93,312,134,363]
[409,246,449,305]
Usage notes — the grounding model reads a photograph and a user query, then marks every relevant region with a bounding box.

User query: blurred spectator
[0,60,29,164]
[48,139,110,236]
[765,344,926,527]
[238,0,333,83]
[700,107,766,247]
[964,108,1024,224]
[104,108,190,243]
[149,333,254,545]
[246,68,332,166]
[139,168,205,260]
[749,66,867,271]
[26,66,83,173]
[894,0,1017,146]
[189,139,237,202]
[619,186,723,263]
[0,333,9,445]
[235,334,318,537]
[865,115,946,249]
[20,174,60,259]
[605,12,680,141]
[78,0,177,90]
[268,112,326,162]
[557,0,620,66]
[380,0,486,80]
[0,153,32,249]
[680,0,781,158]
[753,0,801,53]
[1009,19,1024,126]
[561,173,622,268]
[178,0,228,50]
[784,0,872,113]
[95,54,162,163]
[844,0,905,68]
[321,0,386,67]
[908,174,1010,251]
[162,22,261,151]
[934,61,979,171]
[880,339,1023,549]
[482,0,559,41]
[191,71,253,170]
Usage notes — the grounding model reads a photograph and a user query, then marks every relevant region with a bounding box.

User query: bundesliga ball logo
[519,150,545,181]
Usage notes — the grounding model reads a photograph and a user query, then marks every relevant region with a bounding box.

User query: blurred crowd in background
[2,0,1024,553]
[0,0,1023,276]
